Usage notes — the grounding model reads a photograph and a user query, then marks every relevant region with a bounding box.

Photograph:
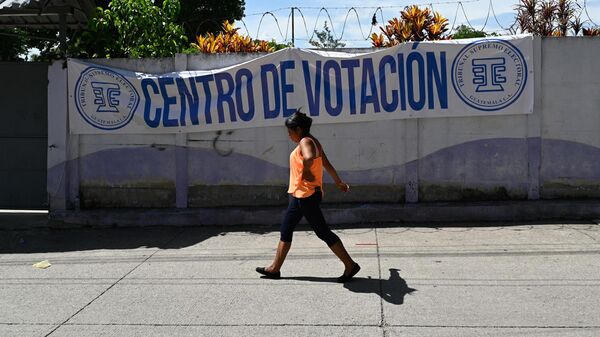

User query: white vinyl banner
[68,35,533,134]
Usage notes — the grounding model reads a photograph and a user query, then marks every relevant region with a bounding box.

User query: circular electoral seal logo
[451,39,528,111]
[74,66,139,130]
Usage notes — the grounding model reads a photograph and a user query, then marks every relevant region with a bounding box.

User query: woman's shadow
[284,268,416,305]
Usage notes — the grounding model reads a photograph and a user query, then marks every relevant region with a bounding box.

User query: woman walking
[256,111,360,283]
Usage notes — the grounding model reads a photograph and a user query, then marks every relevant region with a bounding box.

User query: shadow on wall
[284,268,417,305]
[0,224,275,254]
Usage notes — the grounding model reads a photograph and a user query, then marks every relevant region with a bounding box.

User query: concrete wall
[539,38,600,198]
[47,38,600,210]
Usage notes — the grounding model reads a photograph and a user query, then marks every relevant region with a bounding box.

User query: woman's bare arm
[322,151,349,192]
[299,137,317,182]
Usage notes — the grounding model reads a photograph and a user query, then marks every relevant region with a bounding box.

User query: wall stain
[150,143,167,151]
[262,146,274,155]
[212,130,234,156]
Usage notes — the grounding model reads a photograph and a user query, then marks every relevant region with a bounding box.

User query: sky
[239,0,600,48]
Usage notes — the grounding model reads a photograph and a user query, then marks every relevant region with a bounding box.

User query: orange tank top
[287,140,323,198]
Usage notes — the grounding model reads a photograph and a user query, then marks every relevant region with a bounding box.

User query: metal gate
[0,62,48,209]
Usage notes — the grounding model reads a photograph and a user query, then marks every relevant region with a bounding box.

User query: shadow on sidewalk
[0,225,275,254]
[284,268,416,305]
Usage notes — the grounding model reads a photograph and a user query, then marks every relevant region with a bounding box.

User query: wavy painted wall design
[47,138,600,208]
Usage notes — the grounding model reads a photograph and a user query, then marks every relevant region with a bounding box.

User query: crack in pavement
[374,227,385,333]
[42,228,188,337]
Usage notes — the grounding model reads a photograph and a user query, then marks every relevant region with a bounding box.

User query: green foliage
[267,39,292,51]
[29,30,65,61]
[451,25,486,39]
[1,0,246,60]
[0,28,62,62]
[176,0,245,42]
[309,21,346,48]
[0,29,29,61]
[72,0,187,58]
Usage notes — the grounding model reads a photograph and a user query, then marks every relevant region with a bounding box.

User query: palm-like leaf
[194,20,276,53]
[371,5,448,47]
[370,33,385,47]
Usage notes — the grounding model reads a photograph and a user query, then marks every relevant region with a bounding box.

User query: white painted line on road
[0,209,48,214]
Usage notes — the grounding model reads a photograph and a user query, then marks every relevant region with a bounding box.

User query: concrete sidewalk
[1,221,600,337]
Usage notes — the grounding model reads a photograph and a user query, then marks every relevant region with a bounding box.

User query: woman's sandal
[337,263,361,283]
[256,267,281,279]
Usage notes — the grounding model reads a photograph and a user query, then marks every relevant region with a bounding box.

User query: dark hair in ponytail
[285,110,312,136]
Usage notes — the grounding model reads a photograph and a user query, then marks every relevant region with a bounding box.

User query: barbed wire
[447,1,463,34]
[243,0,487,43]
[245,0,482,15]
[458,2,477,32]
[583,0,599,26]
[255,12,286,40]
[479,0,492,31]
[490,0,517,31]
[238,0,599,45]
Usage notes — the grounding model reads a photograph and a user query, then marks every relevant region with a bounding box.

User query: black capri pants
[280,187,340,247]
